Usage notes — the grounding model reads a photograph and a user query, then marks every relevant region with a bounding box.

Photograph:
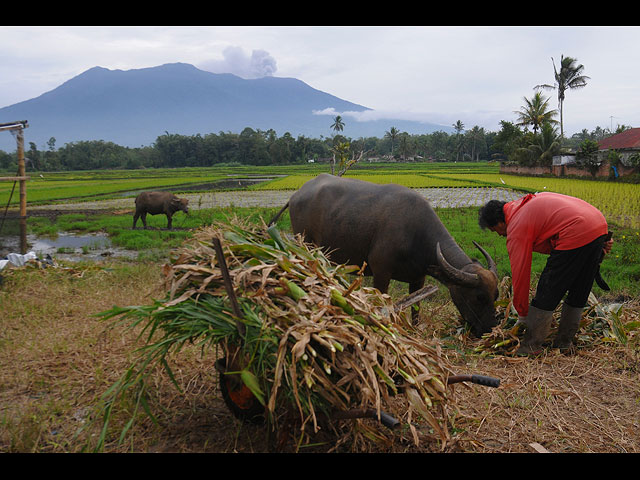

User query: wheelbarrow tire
[219,370,265,424]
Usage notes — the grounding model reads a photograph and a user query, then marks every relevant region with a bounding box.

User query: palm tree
[453,120,464,161]
[536,55,590,139]
[514,121,561,167]
[452,120,464,135]
[514,91,558,134]
[466,125,486,161]
[397,132,412,161]
[330,115,345,134]
[384,127,400,156]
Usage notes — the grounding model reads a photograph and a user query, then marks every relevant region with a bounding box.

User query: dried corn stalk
[98,218,457,450]
[473,277,639,355]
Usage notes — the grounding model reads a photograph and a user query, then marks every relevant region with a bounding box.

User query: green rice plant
[434,173,640,228]
[251,174,316,190]
[253,173,483,191]
[0,174,228,206]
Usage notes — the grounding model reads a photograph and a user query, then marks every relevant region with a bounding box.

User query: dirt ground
[1,256,638,453]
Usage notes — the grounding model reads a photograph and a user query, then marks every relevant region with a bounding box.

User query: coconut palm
[514,121,561,167]
[452,120,465,161]
[536,55,590,139]
[514,91,558,134]
[465,125,486,161]
[330,115,345,133]
[384,127,400,155]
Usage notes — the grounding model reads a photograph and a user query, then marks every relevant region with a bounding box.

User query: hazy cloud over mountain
[198,46,277,79]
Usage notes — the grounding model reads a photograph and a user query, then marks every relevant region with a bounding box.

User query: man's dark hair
[478,200,506,229]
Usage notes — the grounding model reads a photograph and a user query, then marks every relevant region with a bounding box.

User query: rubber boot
[516,305,554,356]
[552,303,583,352]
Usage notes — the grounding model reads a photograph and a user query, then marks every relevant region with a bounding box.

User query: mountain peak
[0,63,449,150]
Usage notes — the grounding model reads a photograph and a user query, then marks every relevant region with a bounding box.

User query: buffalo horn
[472,241,497,276]
[436,242,480,287]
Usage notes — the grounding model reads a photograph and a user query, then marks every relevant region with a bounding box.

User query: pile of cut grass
[94,219,458,451]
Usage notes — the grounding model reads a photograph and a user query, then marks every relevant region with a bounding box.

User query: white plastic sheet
[0,251,37,270]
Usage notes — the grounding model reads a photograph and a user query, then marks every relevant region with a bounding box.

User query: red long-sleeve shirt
[504,192,608,317]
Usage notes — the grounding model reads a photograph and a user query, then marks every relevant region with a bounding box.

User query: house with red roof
[598,128,640,163]
[597,127,640,176]
[502,128,640,178]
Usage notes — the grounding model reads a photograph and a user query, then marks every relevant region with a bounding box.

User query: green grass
[27,206,290,254]
[23,203,640,299]
[6,161,638,295]
[254,173,484,190]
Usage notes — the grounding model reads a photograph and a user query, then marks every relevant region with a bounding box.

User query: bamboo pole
[16,127,27,253]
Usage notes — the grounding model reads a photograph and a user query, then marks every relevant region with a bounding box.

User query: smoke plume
[199,46,277,78]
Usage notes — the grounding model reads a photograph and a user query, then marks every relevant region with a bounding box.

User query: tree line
[0,125,501,172]
[0,120,625,173]
[0,54,629,173]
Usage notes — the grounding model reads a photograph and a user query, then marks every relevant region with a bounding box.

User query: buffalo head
[436,241,499,337]
[172,197,189,215]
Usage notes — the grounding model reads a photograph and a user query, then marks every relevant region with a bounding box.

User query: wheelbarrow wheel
[218,366,265,424]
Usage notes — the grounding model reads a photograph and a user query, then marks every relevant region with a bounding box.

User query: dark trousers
[531,234,607,311]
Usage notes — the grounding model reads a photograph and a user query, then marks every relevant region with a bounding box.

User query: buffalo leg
[409,278,425,324]
[141,212,148,229]
[166,214,172,230]
[132,212,140,229]
[369,247,392,294]
[373,274,391,295]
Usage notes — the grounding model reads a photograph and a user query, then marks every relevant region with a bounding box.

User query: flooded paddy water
[0,186,523,263]
[0,230,137,263]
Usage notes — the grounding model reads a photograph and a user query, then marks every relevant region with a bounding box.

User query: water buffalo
[269,174,499,336]
[133,191,189,230]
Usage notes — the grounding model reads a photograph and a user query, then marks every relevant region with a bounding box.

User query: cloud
[198,46,277,78]
[312,107,453,127]
[313,107,414,123]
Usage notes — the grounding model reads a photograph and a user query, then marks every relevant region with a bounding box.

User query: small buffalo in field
[133,191,189,230]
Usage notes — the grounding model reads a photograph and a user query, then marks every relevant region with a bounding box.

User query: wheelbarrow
[211,237,500,430]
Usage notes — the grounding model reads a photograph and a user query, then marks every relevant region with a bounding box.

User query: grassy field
[2,161,637,293]
[1,163,493,205]
[3,161,639,228]
[16,202,640,298]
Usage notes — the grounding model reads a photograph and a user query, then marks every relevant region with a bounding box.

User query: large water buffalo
[133,191,189,230]
[269,174,499,336]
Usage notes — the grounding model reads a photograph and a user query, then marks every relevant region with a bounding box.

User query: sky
[1,25,639,137]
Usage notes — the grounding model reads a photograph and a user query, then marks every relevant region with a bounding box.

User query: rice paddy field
[432,172,640,229]
[3,161,638,228]
[251,166,640,229]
